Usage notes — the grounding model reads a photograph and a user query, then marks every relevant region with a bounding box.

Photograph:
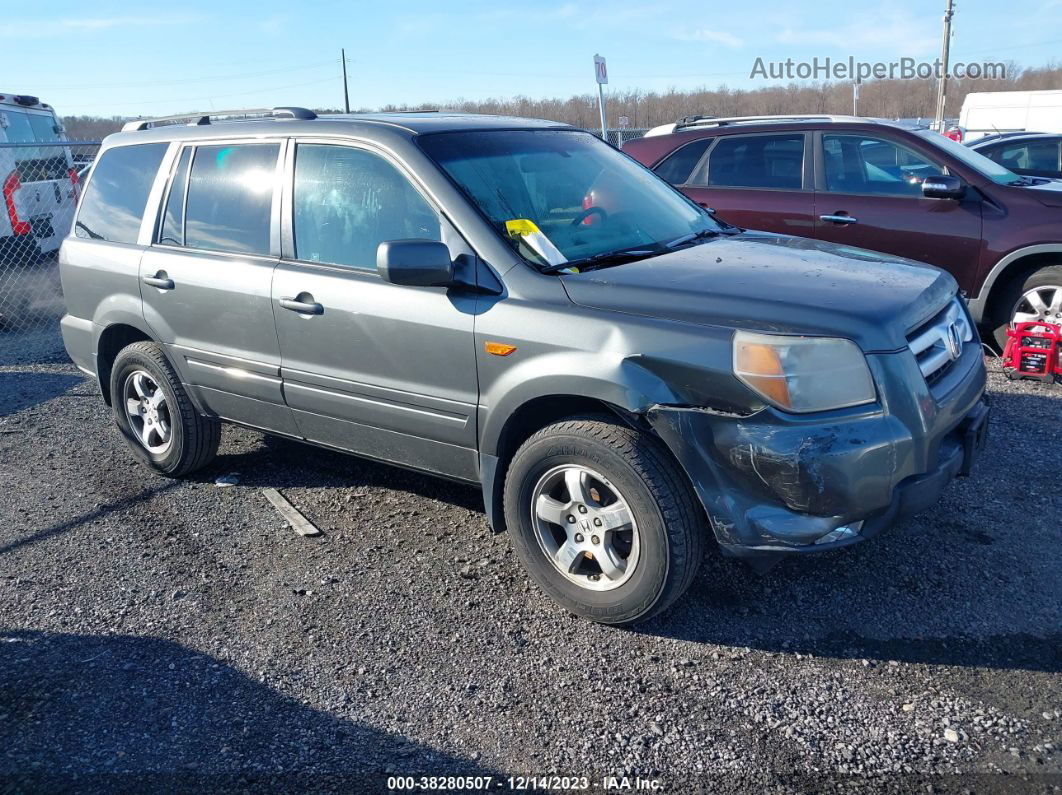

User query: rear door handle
[143,273,174,290]
[820,213,858,225]
[279,296,324,315]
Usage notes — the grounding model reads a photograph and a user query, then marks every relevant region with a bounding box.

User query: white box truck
[957,89,1062,143]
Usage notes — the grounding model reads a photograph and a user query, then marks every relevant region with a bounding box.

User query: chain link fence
[0,140,100,336]
[582,128,649,148]
[606,128,649,149]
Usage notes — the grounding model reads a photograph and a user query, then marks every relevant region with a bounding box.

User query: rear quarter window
[75,143,168,244]
[653,138,712,184]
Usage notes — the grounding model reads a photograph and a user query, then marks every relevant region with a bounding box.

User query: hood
[559,232,957,352]
[1024,178,1062,207]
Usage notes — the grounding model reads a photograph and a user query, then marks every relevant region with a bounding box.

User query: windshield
[914,129,1021,184]
[418,130,722,269]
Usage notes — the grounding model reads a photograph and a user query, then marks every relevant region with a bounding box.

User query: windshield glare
[914,129,1020,184]
[418,130,721,268]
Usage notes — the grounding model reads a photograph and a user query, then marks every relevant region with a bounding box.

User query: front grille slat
[906,297,973,384]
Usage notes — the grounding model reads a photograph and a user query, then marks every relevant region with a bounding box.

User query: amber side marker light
[485,341,518,356]
[733,339,792,408]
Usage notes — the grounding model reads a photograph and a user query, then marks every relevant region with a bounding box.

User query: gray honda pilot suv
[59,108,988,625]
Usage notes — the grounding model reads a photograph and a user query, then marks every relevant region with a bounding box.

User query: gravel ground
[0,328,1059,793]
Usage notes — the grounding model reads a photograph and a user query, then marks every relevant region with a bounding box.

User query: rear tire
[503,415,705,625]
[991,264,1062,349]
[110,341,220,477]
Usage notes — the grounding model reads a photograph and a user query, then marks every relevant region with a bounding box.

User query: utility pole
[341,48,350,113]
[933,0,955,132]
[852,83,859,116]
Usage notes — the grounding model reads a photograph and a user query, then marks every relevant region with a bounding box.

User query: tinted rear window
[184,144,278,255]
[702,133,804,189]
[75,143,168,244]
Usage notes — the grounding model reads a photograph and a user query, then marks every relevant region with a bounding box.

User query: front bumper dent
[648,343,988,569]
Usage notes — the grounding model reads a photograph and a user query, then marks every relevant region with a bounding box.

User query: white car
[0,93,78,261]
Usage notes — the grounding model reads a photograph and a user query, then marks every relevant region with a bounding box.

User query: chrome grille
[907,297,974,383]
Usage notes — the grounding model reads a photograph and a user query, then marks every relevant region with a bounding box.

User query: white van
[0,93,78,261]
[958,90,1062,143]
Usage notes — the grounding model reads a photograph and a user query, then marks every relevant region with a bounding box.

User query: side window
[184,143,279,255]
[978,143,1004,163]
[159,148,191,246]
[654,138,711,185]
[822,134,942,196]
[293,144,441,270]
[700,134,804,189]
[995,140,1061,172]
[74,143,168,243]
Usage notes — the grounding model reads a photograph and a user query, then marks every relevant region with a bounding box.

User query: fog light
[814,521,864,545]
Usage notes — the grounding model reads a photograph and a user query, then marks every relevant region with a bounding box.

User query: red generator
[1002,321,1062,383]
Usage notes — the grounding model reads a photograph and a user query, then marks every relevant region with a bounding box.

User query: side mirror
[377,239,454,287]
[922,175,966,200]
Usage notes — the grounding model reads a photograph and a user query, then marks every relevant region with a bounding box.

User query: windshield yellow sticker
[504,219,571,269]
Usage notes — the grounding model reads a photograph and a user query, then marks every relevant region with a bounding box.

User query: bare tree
[62,63,1062,139]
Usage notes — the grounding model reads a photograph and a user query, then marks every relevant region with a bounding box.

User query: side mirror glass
[922,175,966,200]
[377,239,454,287]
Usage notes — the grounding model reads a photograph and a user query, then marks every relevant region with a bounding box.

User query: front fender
[480,347,704,455]
[970,242,1062,322]
[476,350,691,534]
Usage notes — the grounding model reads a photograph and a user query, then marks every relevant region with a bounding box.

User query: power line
[23,59,338,90]
[59,76,339,110]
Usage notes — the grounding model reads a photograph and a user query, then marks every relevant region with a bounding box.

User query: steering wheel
[570,206,608,226]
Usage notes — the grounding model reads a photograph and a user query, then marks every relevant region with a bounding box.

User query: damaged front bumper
[648,341,988,570]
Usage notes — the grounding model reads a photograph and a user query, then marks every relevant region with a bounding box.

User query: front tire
[110,341,220,477]
[503,416,705,625]
[991,264,1062,349]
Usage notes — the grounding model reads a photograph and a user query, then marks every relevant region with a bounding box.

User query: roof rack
[674,114,863,131]
[122,106,317,133]
[675,114,717,127]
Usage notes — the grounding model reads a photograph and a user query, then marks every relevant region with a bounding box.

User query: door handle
[143,273,175,290]
[820,213,858,225]
[279,296,324,315]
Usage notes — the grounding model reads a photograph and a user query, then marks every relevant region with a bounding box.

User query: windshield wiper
[665,228,723,249]
[539,245,661,274]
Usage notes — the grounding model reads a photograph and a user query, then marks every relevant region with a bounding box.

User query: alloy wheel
[530,464,640,592]
[122,370,173,455]
[1013,284,1062,325]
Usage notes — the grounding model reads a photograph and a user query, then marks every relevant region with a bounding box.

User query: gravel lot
[0,326,1059,792]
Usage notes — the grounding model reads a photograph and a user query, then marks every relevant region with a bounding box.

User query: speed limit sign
[594,55,608,85]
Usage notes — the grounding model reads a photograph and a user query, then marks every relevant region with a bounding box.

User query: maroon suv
[624,115,1062,346]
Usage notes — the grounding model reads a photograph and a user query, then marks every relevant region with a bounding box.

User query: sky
[5,0,1062,118]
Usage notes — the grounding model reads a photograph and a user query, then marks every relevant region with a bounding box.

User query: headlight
[733,331,876,413]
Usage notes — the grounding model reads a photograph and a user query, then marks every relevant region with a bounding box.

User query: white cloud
[677,29,744,48]
[774,9,939,57]
[258,14,287,35]
[0,14,201,37]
